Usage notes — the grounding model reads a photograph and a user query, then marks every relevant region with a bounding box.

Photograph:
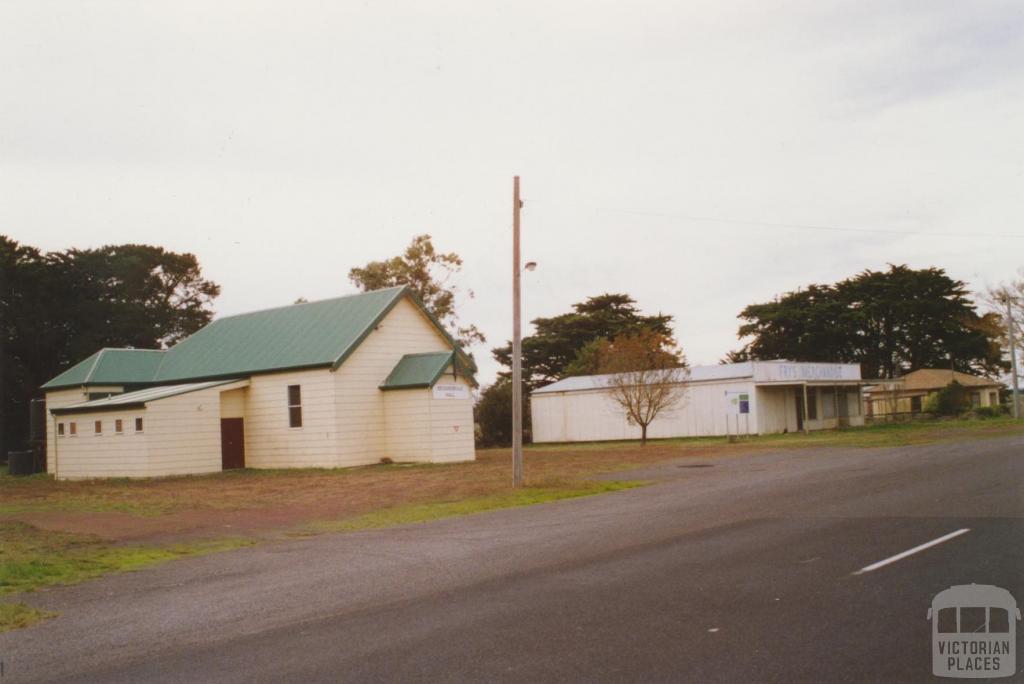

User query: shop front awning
[754,380,867,388]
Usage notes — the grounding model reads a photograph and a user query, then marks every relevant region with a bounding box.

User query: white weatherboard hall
[42,286,476,480]
[531,361,865,443]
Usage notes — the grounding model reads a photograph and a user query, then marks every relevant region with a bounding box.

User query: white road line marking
[853,528,971,575]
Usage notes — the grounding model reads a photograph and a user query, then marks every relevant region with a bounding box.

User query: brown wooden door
[220,418,245,470]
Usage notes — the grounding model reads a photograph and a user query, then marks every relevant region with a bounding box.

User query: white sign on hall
[433,383,469,400]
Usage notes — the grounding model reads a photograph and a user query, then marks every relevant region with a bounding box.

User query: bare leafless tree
[983,271,1024,358]
[597,331,689,446]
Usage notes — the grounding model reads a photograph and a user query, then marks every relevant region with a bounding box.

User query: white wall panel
[532,380,757,442]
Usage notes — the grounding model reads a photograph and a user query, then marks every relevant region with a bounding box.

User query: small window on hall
[94,420,103,435]
[135,417,144,433]
[69,422,77,436]
[287,385,302,428]
[115,419,123,434]
[58,423,65,437]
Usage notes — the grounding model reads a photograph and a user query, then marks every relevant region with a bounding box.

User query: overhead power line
[526,199,1024,240]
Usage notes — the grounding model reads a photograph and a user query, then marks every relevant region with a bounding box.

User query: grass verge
[299,480,646,535]
[0,522,253,596]
[530,415,1023,453]
[0,602,57,632]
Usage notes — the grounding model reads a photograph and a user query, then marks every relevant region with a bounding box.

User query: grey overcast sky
[2,1,1022,384]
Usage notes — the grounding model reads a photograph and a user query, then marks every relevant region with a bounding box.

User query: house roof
[898,369,1001,391]
[534,363,743,395]
[380,352,458,390]
[43,286,475,389]
[41,348,166,390]
[50,379,247,415]
[534,360,865,395]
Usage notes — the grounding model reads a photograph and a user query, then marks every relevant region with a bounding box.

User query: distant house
[531,361,866,443]
[863,369,1002,417]
[42,286,475,480]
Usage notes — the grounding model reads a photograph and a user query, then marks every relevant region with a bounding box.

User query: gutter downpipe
[834,386,840,428]
[51,414,58,480]
[802,383,809,435]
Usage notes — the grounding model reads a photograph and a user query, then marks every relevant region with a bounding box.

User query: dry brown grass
[0,443,706,542]
[1,417,1019,544]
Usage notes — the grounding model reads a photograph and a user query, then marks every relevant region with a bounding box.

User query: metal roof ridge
[82,349,106,385]
[215,285,408,322]
[152,345,172,381]
[87,347,166,385]
[427,351,457,386]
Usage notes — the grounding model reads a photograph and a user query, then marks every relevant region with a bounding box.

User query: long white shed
[531,361,865,443]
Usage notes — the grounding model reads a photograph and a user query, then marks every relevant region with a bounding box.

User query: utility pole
[511,176,524,487]
[1007,296,1020,419]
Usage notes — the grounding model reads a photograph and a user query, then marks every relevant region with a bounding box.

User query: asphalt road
[2,435,1022,683]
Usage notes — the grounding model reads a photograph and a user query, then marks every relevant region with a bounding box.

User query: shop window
[823,390,838,419]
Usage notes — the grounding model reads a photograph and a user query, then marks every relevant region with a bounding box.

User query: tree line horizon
[1,233,1013,453]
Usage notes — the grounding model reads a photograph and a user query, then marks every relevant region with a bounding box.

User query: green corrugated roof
[151,286,408,382]
[42,286,476,390]
[50,379,247,414]
[380,352,455,390]
[41,348,166,390]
